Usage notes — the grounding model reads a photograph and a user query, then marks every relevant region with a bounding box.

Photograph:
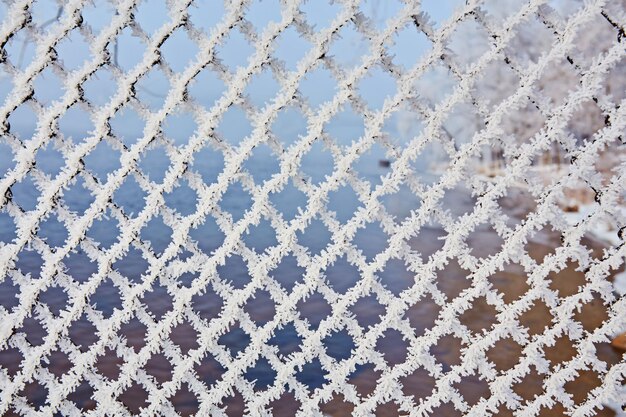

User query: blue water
[0,96,436,411]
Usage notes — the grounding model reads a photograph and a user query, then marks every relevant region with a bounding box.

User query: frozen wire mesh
[0,0,625,416]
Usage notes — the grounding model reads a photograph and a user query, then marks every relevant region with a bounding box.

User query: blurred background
[0,0,625,415]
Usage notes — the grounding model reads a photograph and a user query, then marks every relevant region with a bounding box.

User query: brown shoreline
[319,188,624,417]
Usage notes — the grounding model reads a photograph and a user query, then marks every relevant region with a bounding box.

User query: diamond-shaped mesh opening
[216,28,255,73]
[164,179,198,216]
[220,181,254,222]
[84,140,122,181]
[86,212,120,249]
[350,294,386,328]
[244,68,281,106]
[466,223,504,260]
[19,380,48,411]
[400,366,436,403]
[298,67,338,110]
[217,255,252,290]
[447,19,492,70]
[39,285,68,317]
[320,393,355,416]
[243,219,279,254]
[113,247,150,284]
[118,382,149,415]
[512,365,546,402]
[299,141,335,185]
[189,215,225,255]
[378,257,414,296]
[163,108,197,145]
[296,218,332,256]
[140,215,173,255]
[170,321,200,355]
[35,141,65,177]
[296,358,328,392]
[353,222,389,261]
[407,222,446,262]
[160,28,199,74]
[68,380,97,412]
[172,383,200,417]
[544,334,578,369]
[389,23,432,70]
[324,255,361,294]
[244,357,277,391]
[136,67,170,110]
[454,373,491,406]
[109,27,146,72]
[0,347,23,378]
[323,329,356,361]
[15,248,44,278]
[327,185,363,224]
[273,26,312,72]
[67,313,99,352]
[91,278,123,318]
[268,392,302,415]
[0,276,20,310]
[33,67,64,106]
[119,317,147,353]
[221,388,246,417]
[459,296,499,335]
[10,176,39,211]
[486,337,525,373]
[297,292,332,330]
[474,59,521,109]
[376,329,409,367]
[142,283,173,320]
[190,282,223,321]
[548,260,587,298]
[414,64,457,109]
[404,294,440,335]
[15,315,46,347]
[519,299,555,337]
[245,145,282,185]
[194,351,225,387]
[269,179,308,221]
[56,29,93,71]
[348,363,381,399]
[243,290,276,326]
[4,30,35,70]
[328,23,370,70]
[271,106,308,147]
[326,104,366,147]
[138,145,171,184]
[95,348,124,381]
[430,334,464,372]
[352,143,392,188]
[435,258,473,301]
[568,99,606,143]
[58,104,94,142]
[37,214,68,248]
[270,255,306,292]
[573,292,610,333]
[269,322,303,357]
[218,323,251,357]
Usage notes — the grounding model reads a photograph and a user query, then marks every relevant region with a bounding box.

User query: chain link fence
[0,0,625,415]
